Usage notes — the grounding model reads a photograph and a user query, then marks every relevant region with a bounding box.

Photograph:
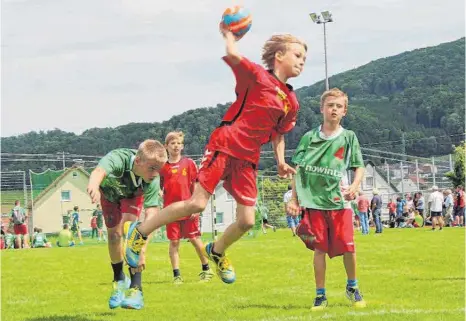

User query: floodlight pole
[323,22,329,91]
[309,11,333,91]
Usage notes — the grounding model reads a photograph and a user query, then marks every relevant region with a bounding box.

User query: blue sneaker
[124,221,147,268]
[108,277,130,309]
[203,243,236,284]
[121,288,144,310]
[346,287,367,308]
[311,295,328,311]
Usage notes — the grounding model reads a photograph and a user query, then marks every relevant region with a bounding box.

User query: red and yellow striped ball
[221,6,252,40]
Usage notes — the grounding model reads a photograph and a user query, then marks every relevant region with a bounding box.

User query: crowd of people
[351,185,465,233]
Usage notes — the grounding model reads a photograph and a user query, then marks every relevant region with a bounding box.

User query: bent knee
[187,198,208,213]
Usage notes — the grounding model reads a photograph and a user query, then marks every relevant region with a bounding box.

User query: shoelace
[314,295,326,306]
[132,238,145,253]
[126,288,140,297]
[218,257,231,272]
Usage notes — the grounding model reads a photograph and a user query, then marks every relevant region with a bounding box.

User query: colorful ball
[222,6,252,40]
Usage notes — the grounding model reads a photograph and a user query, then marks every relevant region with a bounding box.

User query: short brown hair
[137,139,168,163]
[261,34,307,70]
[165,131,185,145]
[320,88,349,108]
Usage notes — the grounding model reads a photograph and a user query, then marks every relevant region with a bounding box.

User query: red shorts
[14,224,28,235]
[297,208,354,258]
[100,193,144,229]
[197,149,257,206]
[166,216,201,240]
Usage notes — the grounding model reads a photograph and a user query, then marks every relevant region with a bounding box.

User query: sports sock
[111,261,125,282]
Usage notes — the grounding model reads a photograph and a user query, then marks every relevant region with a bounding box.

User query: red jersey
[206,56,299,165]
[456,190,465,208]
[160,158,197,220]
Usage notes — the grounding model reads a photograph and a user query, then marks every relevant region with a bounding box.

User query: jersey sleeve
[222,56,259,90]
[143,176,162,208]
[291,131,312,166]
[98,151,126,177]
[348,131,364,169]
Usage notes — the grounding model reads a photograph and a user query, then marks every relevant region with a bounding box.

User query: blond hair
[137,139,167,163]
[165,131,185,145]
[261,34,307,70]
[320,88,349,108]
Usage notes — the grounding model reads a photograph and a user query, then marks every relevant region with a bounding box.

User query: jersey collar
[318,125,344,140]
[129,155,143,188]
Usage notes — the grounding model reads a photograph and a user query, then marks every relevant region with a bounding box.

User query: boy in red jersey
[160,131,213,284]
[125,25,307,284]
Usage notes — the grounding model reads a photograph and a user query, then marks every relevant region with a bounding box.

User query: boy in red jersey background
[160,131,213,284]
[125,25,307,284]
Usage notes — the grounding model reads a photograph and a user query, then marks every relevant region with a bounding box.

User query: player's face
[321,96,347,123]
[136,157,164,183]
[281,43,307,78]
[166,138,184,157]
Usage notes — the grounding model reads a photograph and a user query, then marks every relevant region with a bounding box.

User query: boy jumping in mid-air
[87,140,166,310]
[160,131,213,284]
[287,88,367,310]
[125,24,307,284]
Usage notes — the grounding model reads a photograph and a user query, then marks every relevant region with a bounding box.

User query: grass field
[2,228,465,321]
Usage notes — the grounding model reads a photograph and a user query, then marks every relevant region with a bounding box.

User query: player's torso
[101,170,144,201]
[209,70,299,162]
[161,159,194,205]
[296,130,352,208]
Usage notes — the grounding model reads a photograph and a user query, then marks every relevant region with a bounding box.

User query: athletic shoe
[173,276,184,285]
[121,288,144,310]
[311,295,328,311]
[124,221,147,268]
[203,242,235,284]
[108,277,130,309]
[346,287,367,308]
[199,269,214,282]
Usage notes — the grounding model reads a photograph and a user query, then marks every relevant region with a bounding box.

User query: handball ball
[222,6,252,40]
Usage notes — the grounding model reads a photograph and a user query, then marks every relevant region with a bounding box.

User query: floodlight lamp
[321,11,333,22]
[309,13,321,23]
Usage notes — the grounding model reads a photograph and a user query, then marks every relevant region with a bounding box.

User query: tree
[445,143,465,187]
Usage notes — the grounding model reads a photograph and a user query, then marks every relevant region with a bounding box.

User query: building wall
[201,185,237,233]
[32,170,95,233]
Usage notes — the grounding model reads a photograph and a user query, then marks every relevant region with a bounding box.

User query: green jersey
[93,209,104,227]
[33,232,48,247]
[292,126,364,210]
[5,233,15,248]
[98,149,162,208]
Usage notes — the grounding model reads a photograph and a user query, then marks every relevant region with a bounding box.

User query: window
[226,192,234,201]
[365,177,374,188]
[61,190,71,202]
[216,212,224,224]
[72,171,78,179]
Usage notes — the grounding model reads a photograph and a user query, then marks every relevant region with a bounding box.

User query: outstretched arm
[272,133,296,179]
[87,167,106,204]
[220,23,241,65]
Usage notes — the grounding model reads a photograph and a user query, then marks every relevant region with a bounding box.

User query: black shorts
[431,211,442,217]
[262,219,269,224]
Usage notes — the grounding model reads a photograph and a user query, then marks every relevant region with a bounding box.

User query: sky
[1,0,464,137]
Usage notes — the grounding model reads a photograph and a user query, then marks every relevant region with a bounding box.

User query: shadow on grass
[25,312,115,321]
[97,280,170,286]
[234,302,351,310]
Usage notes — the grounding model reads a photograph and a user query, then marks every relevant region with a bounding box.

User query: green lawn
[2,228,465,321]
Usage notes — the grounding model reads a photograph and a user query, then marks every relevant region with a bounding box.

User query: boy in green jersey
[87,139,167,310]
[287,88,366,310]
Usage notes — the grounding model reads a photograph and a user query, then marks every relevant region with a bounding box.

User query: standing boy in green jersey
[87,139,167,310]
[287,88,366,310]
